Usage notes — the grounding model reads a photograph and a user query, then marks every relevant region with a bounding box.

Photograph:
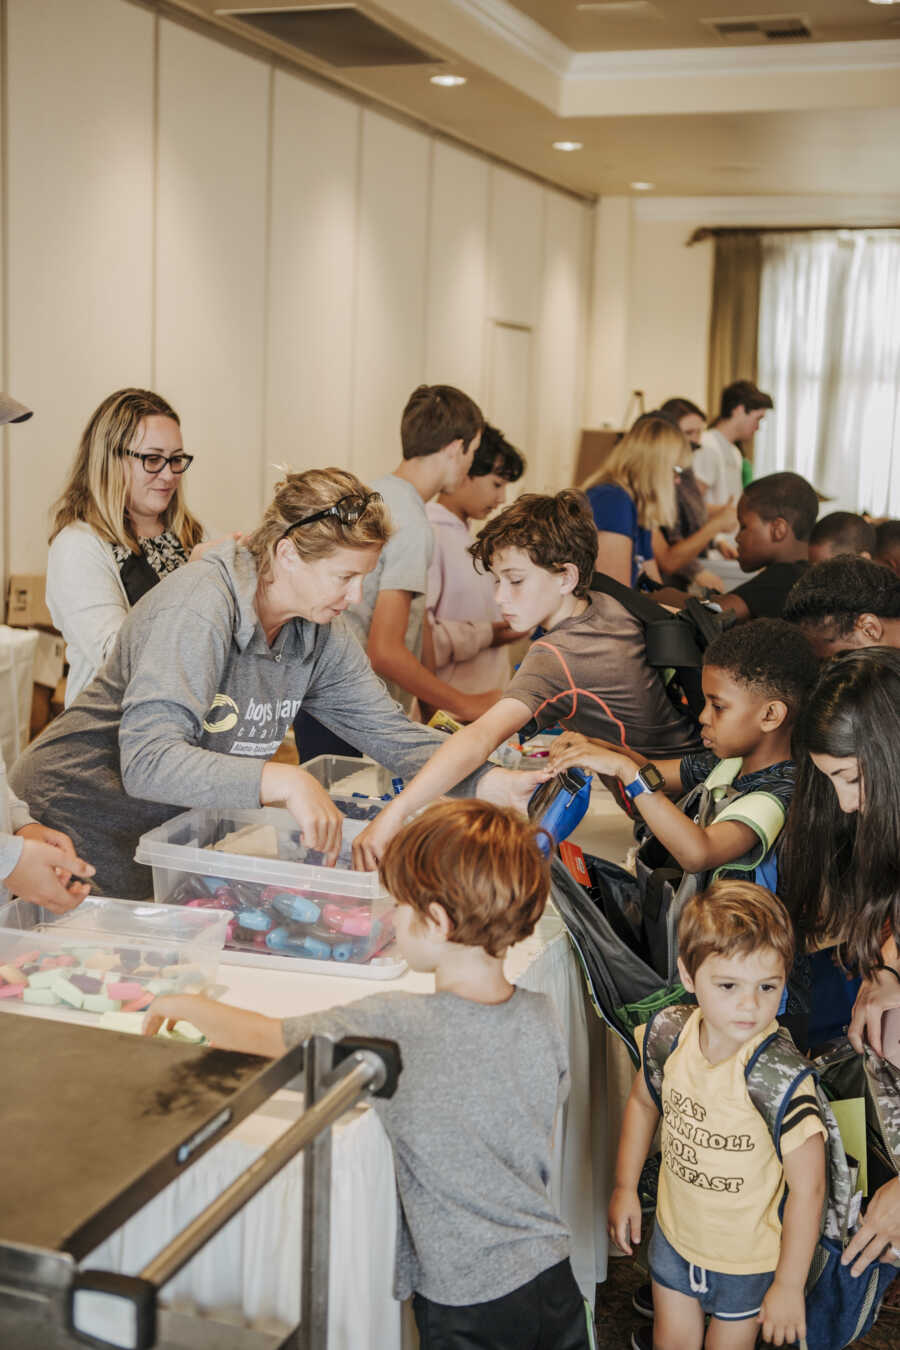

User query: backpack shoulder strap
[590,570,671,627]
[641,1004,694,1112]
[745,1030,821,1161]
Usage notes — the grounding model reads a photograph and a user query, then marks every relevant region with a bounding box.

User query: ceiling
[175,0,900,199]
[508,0,900,51]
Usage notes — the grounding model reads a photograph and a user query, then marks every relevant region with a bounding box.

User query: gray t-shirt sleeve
[0,831,24,881]
[378,517,431,596]
[504,642,574,727]
[118,593,263,808]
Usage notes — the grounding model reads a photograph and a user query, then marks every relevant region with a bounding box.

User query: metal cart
[0,1015,400,1348]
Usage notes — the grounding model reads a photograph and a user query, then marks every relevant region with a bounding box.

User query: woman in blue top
[582,415,685,587]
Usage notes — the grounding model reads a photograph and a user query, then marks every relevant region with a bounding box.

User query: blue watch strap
[624,773,647,801]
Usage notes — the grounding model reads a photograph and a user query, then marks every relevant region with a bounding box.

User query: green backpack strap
[641,1004,694,1112]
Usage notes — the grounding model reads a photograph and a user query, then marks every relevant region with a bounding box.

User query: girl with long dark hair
[780,645,900,1271]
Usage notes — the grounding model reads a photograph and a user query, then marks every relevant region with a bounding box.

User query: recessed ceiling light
[430,73,467,87]
[867,0,900,6]
[553,140,584,152]
[630,180,655,190]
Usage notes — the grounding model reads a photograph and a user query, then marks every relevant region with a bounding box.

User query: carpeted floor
[594,1255,900,1348]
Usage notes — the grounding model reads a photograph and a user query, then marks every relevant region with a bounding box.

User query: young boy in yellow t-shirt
[609,881,826,1350]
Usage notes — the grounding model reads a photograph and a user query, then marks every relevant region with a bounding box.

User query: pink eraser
[122,994,154,1012]
[322,903,372,936]
[106,981,145,1000]
[14,951,40,969]
[0,984,24,999]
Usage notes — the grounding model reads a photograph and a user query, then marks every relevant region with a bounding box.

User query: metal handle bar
[140,1048,385,1290]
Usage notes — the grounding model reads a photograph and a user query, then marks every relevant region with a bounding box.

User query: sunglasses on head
[278,491,382,542]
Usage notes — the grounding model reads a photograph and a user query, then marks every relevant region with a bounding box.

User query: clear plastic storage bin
[135,803,404,979]
[302,754,393,798]
[0,897,227,1029]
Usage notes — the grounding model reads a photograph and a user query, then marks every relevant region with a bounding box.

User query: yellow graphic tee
[638,1009,826,1274]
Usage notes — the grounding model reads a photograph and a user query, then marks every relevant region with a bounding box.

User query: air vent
[703,13,813,41]
[220,5,439,67]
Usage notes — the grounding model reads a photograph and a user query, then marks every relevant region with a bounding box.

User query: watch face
[642,763,665,792]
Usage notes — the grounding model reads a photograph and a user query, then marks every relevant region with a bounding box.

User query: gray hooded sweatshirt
[10,542,488,898]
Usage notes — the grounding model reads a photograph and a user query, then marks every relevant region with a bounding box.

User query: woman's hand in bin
[260,762,344,865]
[7,831,95,913]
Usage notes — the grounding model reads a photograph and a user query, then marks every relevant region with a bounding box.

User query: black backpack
[589,571,732,728]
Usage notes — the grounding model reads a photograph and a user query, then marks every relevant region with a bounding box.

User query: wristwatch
[624,763,665,800]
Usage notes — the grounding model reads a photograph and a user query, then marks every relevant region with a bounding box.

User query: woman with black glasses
[13,468,544,899]
[46,388,205,705]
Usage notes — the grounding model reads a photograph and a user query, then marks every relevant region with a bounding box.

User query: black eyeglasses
[278,492,382,542]
[125,450,194,476]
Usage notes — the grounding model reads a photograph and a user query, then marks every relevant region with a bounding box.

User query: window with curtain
[754,230,900,514]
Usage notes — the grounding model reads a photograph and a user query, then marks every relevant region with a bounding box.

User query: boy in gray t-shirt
[353,490,699,870]
[146,800,595,1350]
[296,385,501,761]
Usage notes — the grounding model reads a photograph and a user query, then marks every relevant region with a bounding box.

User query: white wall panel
[487,323,533,485]
[488,167,544,329]
[155,20,269,535]
[424,143,489,405]
[535,193,591,492]
[6,0,154,572]
[351,111,430,479]
[627,218,712,413]
[265,72,359,491]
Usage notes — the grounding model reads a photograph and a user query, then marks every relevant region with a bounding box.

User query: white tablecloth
[82,783,638,1348]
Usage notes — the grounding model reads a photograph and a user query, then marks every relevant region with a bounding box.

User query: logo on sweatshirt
[203,693,239,734]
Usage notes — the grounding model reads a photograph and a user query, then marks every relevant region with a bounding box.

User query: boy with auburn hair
[717,470,818,622]
[783,554,900,659]
[611,881,826,1350]
[295,384,499,761]
[547,618,817,887]
[807,510,876,564]
[352,490,700,868]
[146,800,596,1350]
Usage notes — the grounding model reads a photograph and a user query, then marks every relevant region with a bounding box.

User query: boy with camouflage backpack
[610,881,897,1350]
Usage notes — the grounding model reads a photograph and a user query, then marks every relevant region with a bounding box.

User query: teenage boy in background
[717,471,818,621]
[807,510,876,565]
[295,385,500,761]
[426,424,525,699]
[874,519,900,576]
[694,380,773,508]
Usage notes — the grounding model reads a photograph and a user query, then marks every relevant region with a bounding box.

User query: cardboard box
[32,630,65,689]
[6,575,55,631]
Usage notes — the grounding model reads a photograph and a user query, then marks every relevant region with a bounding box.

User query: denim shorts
[649,1222,775,1321]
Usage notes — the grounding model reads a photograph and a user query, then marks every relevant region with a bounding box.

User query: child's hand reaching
[548,732,635,782]
[143,993,285,1057]
[607,1185,642,1256]
[758,1278,806,1347]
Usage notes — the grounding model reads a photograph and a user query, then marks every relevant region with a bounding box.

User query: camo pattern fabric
[746,1028,848,1245]
[863,1048,900,1171]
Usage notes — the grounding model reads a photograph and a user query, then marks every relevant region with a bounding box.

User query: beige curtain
[706,233,762,421]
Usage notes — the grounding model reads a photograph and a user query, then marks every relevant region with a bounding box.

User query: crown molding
[568,37,900,80]
[444,0,571,76]
[631,195,900,225]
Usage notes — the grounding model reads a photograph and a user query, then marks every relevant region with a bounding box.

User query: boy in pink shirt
[426,426,525,697]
